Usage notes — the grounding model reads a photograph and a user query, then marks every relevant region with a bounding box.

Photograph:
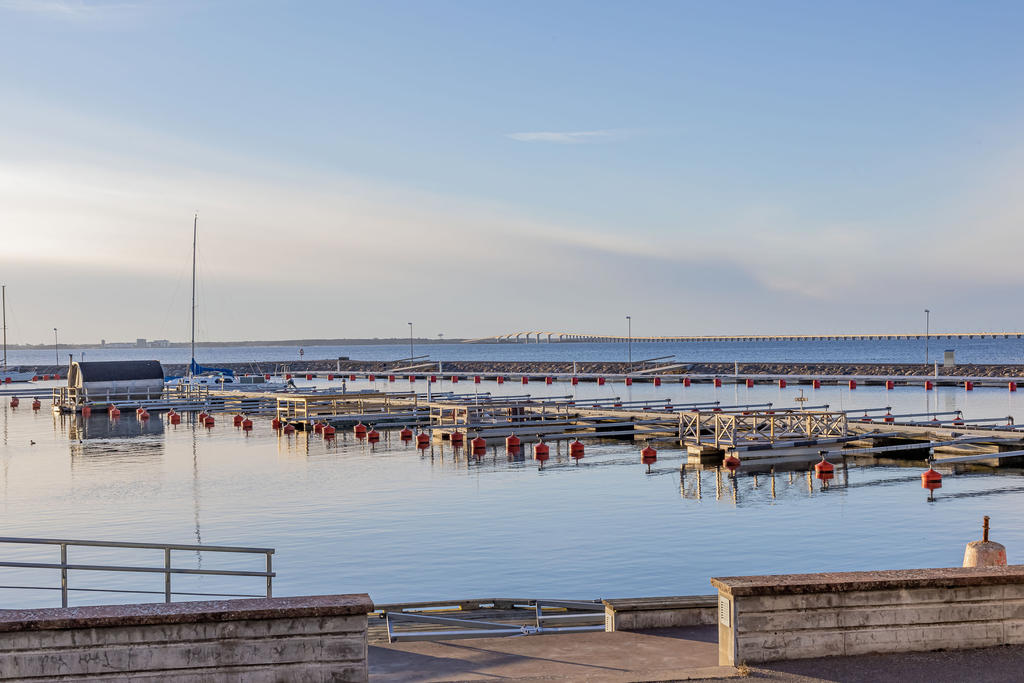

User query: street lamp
[408,322,413,360]
[53,327,58,365]
[626,315,632,373]
[924,309,930,366]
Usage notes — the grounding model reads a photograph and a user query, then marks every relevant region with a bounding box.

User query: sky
[1,0,1023,344]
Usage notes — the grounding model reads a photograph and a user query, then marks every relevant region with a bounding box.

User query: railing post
[164,547,172,602]
[60,543,68,608]
[266,552,273,598]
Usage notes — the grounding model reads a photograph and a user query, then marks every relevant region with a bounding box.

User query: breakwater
[16,360,1024,379]
[160,360,1024,378]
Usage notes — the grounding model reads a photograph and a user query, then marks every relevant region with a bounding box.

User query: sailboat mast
[2,284,7,369]
[190,214,197,376]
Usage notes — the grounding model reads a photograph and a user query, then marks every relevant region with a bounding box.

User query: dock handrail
[0,536,275,608]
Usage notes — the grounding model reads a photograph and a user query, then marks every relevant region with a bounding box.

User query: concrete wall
[0,594,373,682]
[603,595,716,632]
[712,566,1024,666]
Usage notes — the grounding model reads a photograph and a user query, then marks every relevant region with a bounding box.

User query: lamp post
[924,309,930,366]
[53,327,58,365]
[408,322,413,360]
[626,315,632,373]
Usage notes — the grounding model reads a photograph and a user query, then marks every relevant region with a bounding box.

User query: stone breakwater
[141,360,1024,378]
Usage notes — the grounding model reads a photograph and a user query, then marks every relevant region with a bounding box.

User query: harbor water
[2,376,1023,609]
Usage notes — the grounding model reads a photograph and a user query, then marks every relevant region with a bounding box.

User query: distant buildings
[100,338,171,348]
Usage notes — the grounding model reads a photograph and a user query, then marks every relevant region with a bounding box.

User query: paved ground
[743,645,1024,682]
[372,626,1024,682]
[369,625,736,682]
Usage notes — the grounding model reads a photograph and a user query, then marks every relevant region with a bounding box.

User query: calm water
[2,378,1023,609]
[7,337,1024,367]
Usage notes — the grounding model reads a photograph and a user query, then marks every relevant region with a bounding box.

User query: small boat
[167,373,293,392]
[1,286,35,383]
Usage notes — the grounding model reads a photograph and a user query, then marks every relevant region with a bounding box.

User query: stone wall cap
[711,565,1024,597]
[0,594,373,632]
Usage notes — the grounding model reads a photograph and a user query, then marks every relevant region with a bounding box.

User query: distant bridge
[464,332,1024,344]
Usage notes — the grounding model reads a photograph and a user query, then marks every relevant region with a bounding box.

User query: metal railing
[0,537,275,608]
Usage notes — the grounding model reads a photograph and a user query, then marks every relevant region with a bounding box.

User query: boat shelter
[67,360,165,401]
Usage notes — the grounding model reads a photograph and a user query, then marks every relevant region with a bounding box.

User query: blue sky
[1,1,1023,343]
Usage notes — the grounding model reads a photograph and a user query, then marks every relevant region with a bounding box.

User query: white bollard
[963,516,1007,567]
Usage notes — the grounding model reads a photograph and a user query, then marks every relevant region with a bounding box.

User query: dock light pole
[626,315,632,373]
[53,327,58,365]
[925,309,930,366]
[408,322,413,360]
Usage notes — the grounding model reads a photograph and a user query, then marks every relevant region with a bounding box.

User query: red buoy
[241,418,253,430]
[327,374,334,381]
[43,374,50,380]
[198,411,208,420]
[953,414,964,426]
[265,374,271,380]
[571,377,579,386]
[597,377,605,386]
[285,374,292,380]
[884,411,894,423]
[271,417,282,429]
[388,375,395,382]
[140,410,151,420]
[409,375,416,382]
[653,377,661,387]
[745,379,754,388]
[233,414,243,426]
[683,377,691,387]
[723,454,740,471]
[368,374,375,381]
[322,425,336,438]
[570,439,584,460]
[416,432,430,449]
[812,379,821,389]
[714,378,722,388]
[885,380,895,390]
[31,398,40,410]
[965,381,974,391]
[170,413,181,425]
[474,376,481,384]
[778,379,786,389]
[625,377,632,386]
[472,436,486,453]
[1010,382,1018,392]
[429,375,436,383]
[306,374,313,380]
[505,433,521,450]
[82,405,92,417]
[522,376,529,384]
[450,430,464,446]
[860,412,872,422]
[533,441,550,461]
[109,406,120,417]
[313,422,324,434]
[354,422,367,439]
[814,455,835,481]
[921,467,942,491]
[925,380,933,390]
[497,376,504,384]
[400,426,413,441]
[451,375,459,383]
[367,428,380,443]
[546,376,553,385]
[641,446,657,464]
[203,415,214,427]
[283,423,295,434]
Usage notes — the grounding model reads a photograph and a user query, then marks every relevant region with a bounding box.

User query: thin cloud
[505,129,630,144]
[0,0,142,19]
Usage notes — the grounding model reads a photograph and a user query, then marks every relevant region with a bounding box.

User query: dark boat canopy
[69,360,165,385]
